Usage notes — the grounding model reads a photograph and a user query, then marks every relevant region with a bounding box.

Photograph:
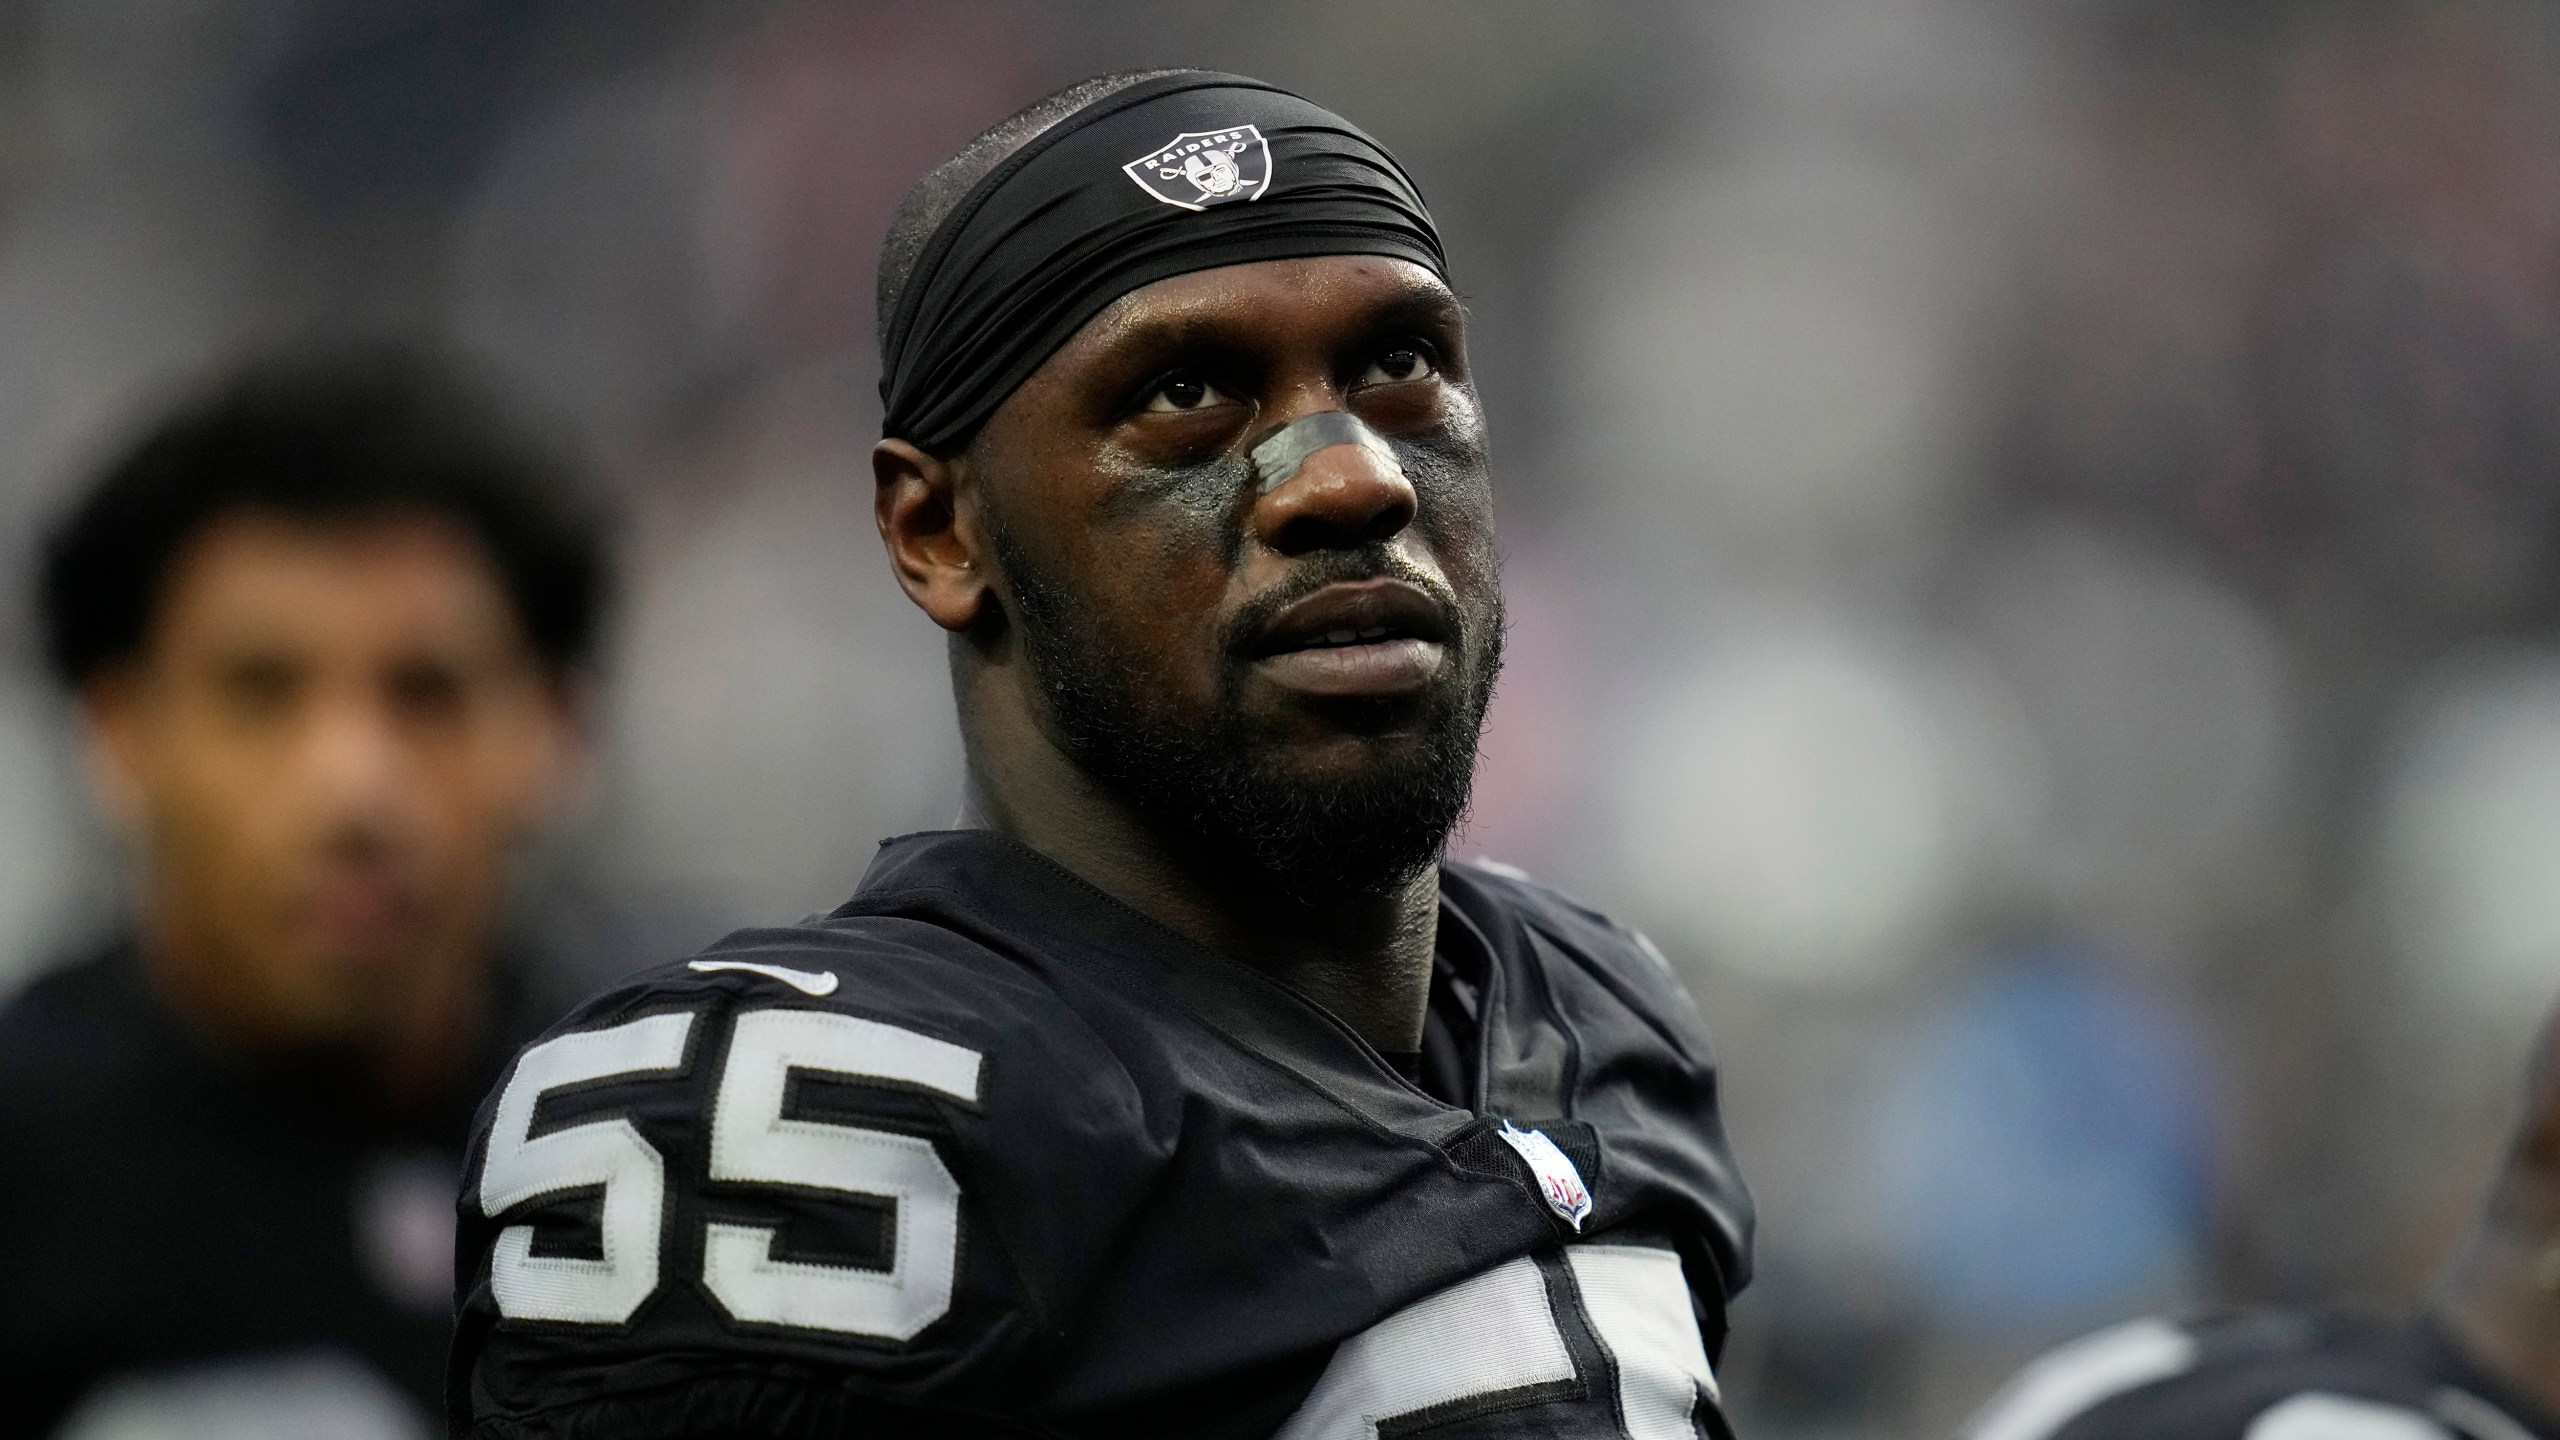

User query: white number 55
[477,1009,983,1340]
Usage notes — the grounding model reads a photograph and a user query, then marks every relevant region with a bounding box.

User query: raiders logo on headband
[1121,125,1273,211]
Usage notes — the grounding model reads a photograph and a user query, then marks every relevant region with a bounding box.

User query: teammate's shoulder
[1959,1310,2538,1440]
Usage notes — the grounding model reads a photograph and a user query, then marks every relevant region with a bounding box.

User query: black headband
[879,71,1447,454]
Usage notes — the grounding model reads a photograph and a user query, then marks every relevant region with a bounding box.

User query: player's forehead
[1047,255,1463,377]
[150,508,520,663]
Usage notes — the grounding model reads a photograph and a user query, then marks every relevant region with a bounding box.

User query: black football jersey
[1959,1310,2556,1440]
[0,943,554,1438]
[450,829,1754,1439]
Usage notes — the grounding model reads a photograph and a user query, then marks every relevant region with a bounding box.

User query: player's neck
[2438,1181,2560,1421]
[958,733,1440,1056]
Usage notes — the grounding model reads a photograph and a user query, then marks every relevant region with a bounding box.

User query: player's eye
[386,658,469,725]
[216,653,304,722]
[1356,347,1437,388]
[1141,373,1234,413]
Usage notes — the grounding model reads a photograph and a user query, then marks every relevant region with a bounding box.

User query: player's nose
[1249,418,1418,556]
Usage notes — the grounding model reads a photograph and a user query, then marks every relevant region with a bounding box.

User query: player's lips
[1247,579,1451,697]
[297,863,427,960]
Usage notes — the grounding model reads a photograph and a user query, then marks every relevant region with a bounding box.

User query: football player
[0,348,606,1437]
[448,69,1753,1440]
[1957,1006,2560,1440]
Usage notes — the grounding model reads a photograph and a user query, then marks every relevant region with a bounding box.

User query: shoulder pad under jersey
[449,917,1154,1437]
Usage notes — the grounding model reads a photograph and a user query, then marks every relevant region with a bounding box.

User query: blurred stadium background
[5,1,2560,1435]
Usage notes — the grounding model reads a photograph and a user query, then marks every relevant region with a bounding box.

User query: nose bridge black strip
[1248,410,1404,494]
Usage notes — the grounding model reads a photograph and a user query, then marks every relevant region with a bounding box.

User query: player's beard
[993,523,1501,902]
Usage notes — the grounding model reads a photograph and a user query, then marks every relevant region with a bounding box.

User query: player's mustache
[1220,549,1464,660]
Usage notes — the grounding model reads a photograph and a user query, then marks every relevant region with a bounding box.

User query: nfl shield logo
[1497,1120,1594,1231]
[1121,125,1274,211]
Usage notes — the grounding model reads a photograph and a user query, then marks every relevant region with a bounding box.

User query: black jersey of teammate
[1960,1310,2557,1440]
[450,829,1754,1440]
[0,943,553,1439]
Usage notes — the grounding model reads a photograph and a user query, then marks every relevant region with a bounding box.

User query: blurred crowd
[6,1,2560,1437]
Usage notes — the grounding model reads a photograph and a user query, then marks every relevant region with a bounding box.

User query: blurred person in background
[1954,1001,2560,1440]
[0,348,610,1439]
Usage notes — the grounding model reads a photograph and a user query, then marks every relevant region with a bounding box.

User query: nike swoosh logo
[686,960,841,997]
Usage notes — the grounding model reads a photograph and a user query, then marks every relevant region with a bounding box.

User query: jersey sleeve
[1957,1313,2495,1440]
[448,921,1154,1439]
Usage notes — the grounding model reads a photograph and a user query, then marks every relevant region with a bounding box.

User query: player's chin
[1243,678,1452,749]
[259,940,420,1041]
[1247,689,1477,785]
[289,885,433,974]
[1255,725,1438,781]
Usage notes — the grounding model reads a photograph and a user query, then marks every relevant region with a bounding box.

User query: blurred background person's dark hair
[0,345,609,1437]
[38,347,606,691]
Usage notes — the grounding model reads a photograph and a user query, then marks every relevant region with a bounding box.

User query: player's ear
[873,437,990,633]
[508,666,595,833]
[75,663,153,840]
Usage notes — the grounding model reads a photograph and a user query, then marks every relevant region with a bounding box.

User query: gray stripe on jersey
[2433,1386,2541,1440]
[1962,1318,2202,1440]
[2242,1392,2451,1440]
